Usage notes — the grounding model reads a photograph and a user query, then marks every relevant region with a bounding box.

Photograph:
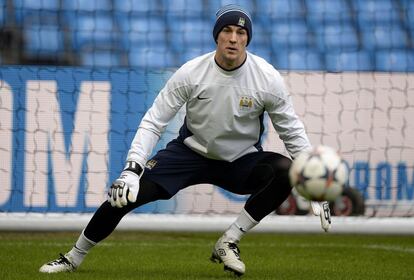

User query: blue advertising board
[1,67,413,216]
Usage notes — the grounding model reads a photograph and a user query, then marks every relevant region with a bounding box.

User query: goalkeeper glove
[107,161,143,208]
[311,201,331,232]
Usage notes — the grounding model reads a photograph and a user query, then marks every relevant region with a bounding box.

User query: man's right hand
[107,162,143,208]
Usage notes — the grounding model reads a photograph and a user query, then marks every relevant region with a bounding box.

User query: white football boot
[39,253,77,273]
[311,201,331,232]
[211,237,245,277]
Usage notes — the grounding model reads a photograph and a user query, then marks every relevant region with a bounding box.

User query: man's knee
[246,154,292,190]
[260,154,292,178]
[258,155,293,200]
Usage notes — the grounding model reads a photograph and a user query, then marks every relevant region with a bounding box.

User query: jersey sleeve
[127,68,191,167]
[265,76,312,158]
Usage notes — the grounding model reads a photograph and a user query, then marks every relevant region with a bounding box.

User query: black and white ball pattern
[289,146,348,202]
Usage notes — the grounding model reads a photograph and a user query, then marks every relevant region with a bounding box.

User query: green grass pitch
[1,231,413,280]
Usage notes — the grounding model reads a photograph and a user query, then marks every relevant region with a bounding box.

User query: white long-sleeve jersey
[127,51,311,167]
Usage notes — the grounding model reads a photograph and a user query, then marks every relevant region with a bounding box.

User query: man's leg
[39,178,171,273]
[212,154,292,276]
[243,154,292,221]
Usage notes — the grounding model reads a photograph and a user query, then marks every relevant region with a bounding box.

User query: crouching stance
[40,4,331,277]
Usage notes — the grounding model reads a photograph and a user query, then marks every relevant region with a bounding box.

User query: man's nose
[229,32,237,42]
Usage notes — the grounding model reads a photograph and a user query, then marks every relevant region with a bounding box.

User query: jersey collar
[213,52,247,76]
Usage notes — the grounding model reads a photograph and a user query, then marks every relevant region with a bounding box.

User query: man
[39,5,331,277]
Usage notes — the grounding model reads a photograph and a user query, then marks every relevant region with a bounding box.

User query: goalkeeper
[40,4,331,277]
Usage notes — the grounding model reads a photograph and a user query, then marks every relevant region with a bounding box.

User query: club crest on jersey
[239,96,253,111]
[145,159,157,170]
[238,17,245,27]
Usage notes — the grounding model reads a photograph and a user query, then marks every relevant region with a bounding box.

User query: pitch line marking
[2,241,414,254]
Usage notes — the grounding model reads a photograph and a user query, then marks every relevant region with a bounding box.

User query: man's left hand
[311,201,331,232]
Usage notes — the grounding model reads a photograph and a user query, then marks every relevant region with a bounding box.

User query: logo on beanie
[238,17,245,27]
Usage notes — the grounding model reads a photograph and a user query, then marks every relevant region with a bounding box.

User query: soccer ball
[289,145,348,202]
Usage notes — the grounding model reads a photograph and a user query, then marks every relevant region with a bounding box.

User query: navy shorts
[142,139,284,196]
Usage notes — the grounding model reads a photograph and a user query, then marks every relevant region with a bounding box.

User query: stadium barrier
[1,67,413,232]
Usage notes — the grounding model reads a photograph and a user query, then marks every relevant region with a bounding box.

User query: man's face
[215,25,248,67]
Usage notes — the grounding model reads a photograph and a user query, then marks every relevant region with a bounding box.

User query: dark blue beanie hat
[213,4,253,46]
